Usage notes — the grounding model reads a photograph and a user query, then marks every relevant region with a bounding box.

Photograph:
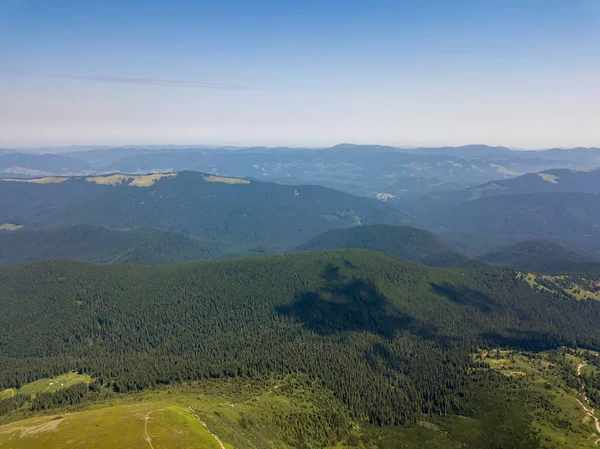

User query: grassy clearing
[84,173,177,186]
[204,175,250,184]
[0,389,15,400]
[537,173,560,184]
[477,349,600,448]
[1,177,68,184]
[518,272,600,300]
[0,223,23,231]
[0,402,222,449]
[16,372,92,397]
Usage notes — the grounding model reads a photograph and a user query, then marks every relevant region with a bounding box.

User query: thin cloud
[67,76,248,89]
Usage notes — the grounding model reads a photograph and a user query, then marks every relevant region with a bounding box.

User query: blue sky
[1,0,599,148]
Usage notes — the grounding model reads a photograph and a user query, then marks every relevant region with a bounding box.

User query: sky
[1,0,599,149]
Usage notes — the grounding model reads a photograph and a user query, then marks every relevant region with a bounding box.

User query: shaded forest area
[1,249,600,426]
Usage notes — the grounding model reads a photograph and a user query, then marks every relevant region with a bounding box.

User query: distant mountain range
[401,169,600,253]
[2,166,600,269]
[2,144,598,199]
[454,168,600,202]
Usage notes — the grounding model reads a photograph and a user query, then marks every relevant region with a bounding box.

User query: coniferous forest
[1,249,600,429]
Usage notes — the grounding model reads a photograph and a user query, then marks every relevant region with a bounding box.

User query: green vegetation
[424,192,600,252]
[482,239,599,273]
[295,225,478,267]
[0,224,223,266]
[3,352,600,449]
[0,402,223,449]
[0,171,407,250]
[11,372,91,397]
[475,348,600,448]
[518,272,600,301]
[2,248,600,447]
[0,389,14,400]
[2,250,600,431]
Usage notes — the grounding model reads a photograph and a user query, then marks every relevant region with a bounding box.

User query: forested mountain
[399,168,600,211]
[401,188,600,254]
[481,239,600,273]
[466,168,600,199]
[0,172,406,250]
[295,225,476,267]
[393,167,600,256]
[0,224,222,265]
[427,193,600,247]
[2,249,600,430]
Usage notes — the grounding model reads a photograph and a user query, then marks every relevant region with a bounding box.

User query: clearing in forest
[0,223,23,231]
[84,173,177,186]
[204,175,250,184]
[14,372,92,397]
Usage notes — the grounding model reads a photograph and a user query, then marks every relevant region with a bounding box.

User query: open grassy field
[0,402,225,449]
[6,372,91,398]
[0,389,15,400]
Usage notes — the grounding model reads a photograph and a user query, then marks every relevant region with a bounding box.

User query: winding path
[576,363,600,446]
[189,406,226,449]
[144,409,165,449]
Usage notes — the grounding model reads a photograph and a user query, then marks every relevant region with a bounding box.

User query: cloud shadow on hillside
[277,264,439,341]
[429,282,504,315]
[481,329,566,352]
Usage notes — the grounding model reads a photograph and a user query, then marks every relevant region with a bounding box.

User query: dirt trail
[576,362,600,446]
[189,406,226,449]
[144,409,164,449]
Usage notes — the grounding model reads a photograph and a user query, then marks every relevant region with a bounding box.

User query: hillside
[402,168,600,217]
[3,349,600,449]
[295,225,475,267]
[466,168,600,200]
[0,171,407,250]
[481,239,600,273]
[0,224,223,265]
[409,192,600,253]
[2,250,600,429]
[436,192,600,238]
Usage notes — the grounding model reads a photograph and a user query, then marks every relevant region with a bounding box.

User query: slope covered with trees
[1,249,600,428]
[0,172,407,250]
[0,224,223,265]
[295,225,476,267]
[416,193,600,251]
[481,239,600,273]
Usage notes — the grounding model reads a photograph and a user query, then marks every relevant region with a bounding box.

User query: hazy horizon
[4,142,600,153]
[2,0,599,149]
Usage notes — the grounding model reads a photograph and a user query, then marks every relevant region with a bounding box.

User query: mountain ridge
[295,224,477,267]
[0,171,408,251]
